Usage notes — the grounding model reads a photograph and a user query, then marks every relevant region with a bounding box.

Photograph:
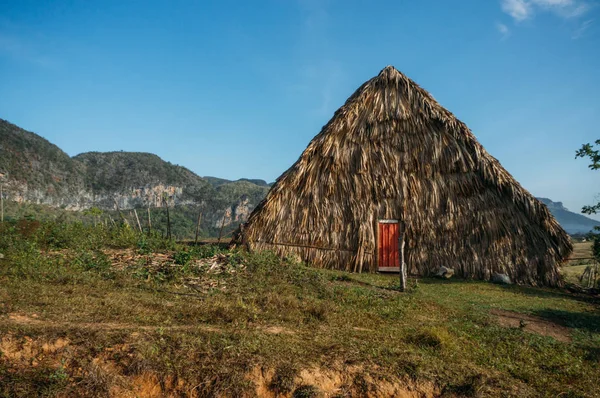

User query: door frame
[377,219,399,272]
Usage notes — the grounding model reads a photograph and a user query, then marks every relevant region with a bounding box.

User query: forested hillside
[0,118,269,237]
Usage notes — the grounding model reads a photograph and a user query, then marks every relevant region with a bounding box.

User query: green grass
[0,222,599,397]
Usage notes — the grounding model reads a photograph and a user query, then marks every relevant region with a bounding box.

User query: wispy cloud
[496,22,511,39]
[502,0,532,21]
[572,18,594,38]
[500,0,591,21]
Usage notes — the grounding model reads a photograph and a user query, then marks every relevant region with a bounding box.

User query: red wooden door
[378,220,399,271]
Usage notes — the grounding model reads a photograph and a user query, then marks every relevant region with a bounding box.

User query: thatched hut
[238,66,572,286]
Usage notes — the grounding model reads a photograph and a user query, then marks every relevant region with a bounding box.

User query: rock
[436,266,454,279]
[0,253,4,260]
[491,273,512,285]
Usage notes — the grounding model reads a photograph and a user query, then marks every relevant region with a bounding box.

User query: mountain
[0,118,269,236]
[537,198,600,235]
[3,118,598,238]
[0,118,87,206]
[204,176,272,188]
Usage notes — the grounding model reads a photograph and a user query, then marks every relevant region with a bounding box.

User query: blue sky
[1,0,599,216]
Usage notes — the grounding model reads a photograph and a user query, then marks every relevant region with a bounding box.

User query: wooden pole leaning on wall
[398,221,407,292]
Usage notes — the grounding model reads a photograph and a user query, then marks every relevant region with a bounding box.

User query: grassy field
[0,222,599,397]
[562,242,599,286]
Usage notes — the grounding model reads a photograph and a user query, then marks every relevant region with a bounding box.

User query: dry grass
[238,66,571,286]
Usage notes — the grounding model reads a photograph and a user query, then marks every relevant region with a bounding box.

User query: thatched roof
[238,66,572,286]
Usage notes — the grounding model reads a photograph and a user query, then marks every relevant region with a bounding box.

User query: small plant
[330,273,352,282]
[292,384,321,398]
[405,327,453,350]
[73,250,111,271]
[136,237,151,254]
[191,244,223,259]
[173,250,192,266]
[269,363,298,395]
[304,301,328,322]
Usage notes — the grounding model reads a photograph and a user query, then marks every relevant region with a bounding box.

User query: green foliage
[172,249,192,266]
[190,244,224,259]
[1,217,599,397]
[576,141,600,280]
[576,140,600,216]
[73,250,111,272]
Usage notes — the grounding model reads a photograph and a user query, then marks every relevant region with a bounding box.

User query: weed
[172,250,192,266]
[330,273,352,282]
[292,384,321,398]
[405,327,453,350]
[269,363,298,394]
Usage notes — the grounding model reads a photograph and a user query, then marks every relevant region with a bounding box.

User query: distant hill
[204,176,271,188]
[537,198,600,235]
[0,118,270,237]
[3,118,598,238]
[0,118,87,205]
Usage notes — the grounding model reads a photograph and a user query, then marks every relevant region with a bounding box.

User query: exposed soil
[4,313,223,333]
[249,364,439,398]
[490,309,572,343]
[0,328,439,398]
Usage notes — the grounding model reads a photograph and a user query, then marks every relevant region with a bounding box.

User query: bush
[173,250,192,266]
[191,244,223,259]
[73,250,111,272]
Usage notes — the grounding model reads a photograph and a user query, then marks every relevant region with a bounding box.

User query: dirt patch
[490,309,572,343]
[4,312,223,333]
[261,326,295,335]
[0,334,71,369]
[249,364,439,398]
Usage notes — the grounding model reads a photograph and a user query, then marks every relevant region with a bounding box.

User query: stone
[436,266,454,279]
[0,253,4,260]
[491,273,512,285]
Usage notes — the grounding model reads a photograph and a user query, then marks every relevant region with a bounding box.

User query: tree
[576,140,600,266]
[83,207,103,227]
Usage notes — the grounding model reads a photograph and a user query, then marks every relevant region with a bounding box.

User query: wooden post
[147,207,152,235]
[113,198,130,227]
[163,194,172,240]
[217,210,227,243]
[133,209,143,233]
[0,184,3,223]
[194,210,202,244]
[399,222,406,292]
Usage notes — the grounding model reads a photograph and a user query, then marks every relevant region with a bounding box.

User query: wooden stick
[113,198,130,226]
[194,210,202,244]
[163,194,171,240]
[147,207,152,234]
[133,209,142,233]
[399,222,406,292]
[217,209,230,243]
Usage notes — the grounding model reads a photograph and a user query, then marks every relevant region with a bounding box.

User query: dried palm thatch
[237,66,572,286]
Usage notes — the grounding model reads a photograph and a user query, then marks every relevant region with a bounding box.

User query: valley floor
[0,229,599,397]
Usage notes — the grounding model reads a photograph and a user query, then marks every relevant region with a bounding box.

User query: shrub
[173,250,192,266]
[269,363,298,395]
